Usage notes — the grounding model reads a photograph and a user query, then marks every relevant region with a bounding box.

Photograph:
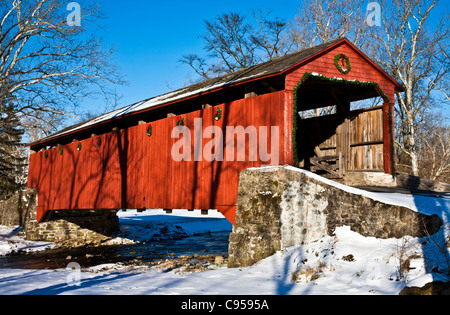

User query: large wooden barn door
[298,105,385,179]
[348,106,385,171]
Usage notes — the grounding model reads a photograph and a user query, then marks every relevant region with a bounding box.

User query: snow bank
[0,224,447,295]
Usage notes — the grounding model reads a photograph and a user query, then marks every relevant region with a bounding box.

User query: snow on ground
[0,190,449,295]
[0,226,52,256]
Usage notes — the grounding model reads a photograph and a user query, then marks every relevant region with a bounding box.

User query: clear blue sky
[80,0,449,118]
[81,0,301,115]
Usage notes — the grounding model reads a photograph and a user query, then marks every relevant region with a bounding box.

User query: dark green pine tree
[0,104,27,201]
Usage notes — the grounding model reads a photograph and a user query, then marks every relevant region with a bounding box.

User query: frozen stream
[0,210,233,270]
[0,231,231,270]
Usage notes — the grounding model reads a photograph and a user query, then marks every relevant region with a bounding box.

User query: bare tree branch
[0,0,126,137]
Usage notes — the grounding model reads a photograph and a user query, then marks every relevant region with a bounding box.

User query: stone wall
[25,210,120,242]
[228,166,443,268]
[0,189,119,242]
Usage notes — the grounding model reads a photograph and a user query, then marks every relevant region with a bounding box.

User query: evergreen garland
[293,72,396,177]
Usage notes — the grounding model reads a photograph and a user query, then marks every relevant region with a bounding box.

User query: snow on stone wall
[228,166,443,268]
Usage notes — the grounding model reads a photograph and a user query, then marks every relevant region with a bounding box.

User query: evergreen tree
[0,104,27,201]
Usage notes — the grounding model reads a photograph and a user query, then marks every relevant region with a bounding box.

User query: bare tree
[180,11,289,81]
[373,0,450,176]
[287,0,373,52]
[0,0,125,135]
[250,9,289,61]
[416,114,450,182]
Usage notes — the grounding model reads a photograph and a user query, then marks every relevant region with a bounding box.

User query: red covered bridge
[27,38,404,225]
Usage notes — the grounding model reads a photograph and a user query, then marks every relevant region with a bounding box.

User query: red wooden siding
[27,91,286,224]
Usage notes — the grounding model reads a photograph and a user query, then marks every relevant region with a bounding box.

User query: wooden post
[339,152,344,178]
[383,90,396,175]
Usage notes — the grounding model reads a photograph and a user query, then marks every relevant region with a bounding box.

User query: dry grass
[291,261,334,283]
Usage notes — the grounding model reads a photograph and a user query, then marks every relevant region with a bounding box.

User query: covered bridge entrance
[27,38,404,227]
[295,74,394,180]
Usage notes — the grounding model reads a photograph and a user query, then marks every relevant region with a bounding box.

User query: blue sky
[80,0,449,118]
[80,0,301,115]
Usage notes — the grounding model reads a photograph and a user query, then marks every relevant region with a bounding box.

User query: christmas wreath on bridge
[213,107,222,121]
[146,124,152,137]
[334,54,351,74]
[176,116,185,128]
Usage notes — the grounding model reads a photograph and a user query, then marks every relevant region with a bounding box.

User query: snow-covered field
[0,190,449,296]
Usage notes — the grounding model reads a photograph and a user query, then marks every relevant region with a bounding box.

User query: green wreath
[77,142,82,151]
[176,116,185,128]
[44,150,49,159]
[146,124,152,137]
[213,107,222,121]
[97,137,102,147]
[334,54,351,74]
[59,147,63,156]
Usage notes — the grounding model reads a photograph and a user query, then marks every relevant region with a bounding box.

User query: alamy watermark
[66,262,81,287]
[366,2,381,27]
[67,2,81,27]
[171,118,280,165]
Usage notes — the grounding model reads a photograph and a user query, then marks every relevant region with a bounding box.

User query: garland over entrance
[293,72,395,177]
